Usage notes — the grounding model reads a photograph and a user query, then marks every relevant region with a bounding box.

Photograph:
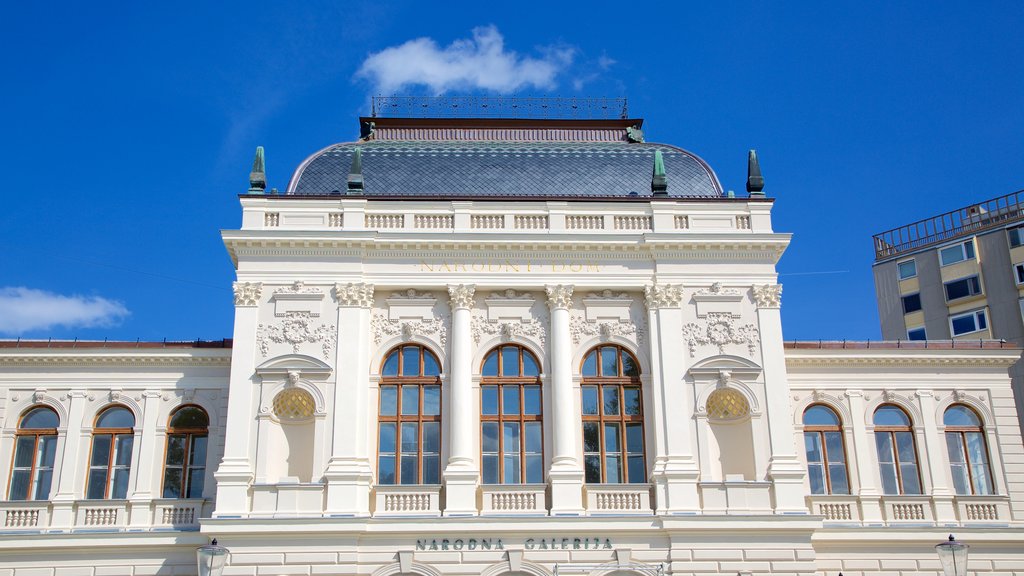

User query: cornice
[784,349,1021,369]
[0,350,232,368]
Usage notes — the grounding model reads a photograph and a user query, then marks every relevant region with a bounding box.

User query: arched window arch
[944,404,993,495]
[873,405,921,495]
[87,406,135,500]
[481,344,543,484]
[802,405,849,495]
[162,405,209,499]
[580,345,645,484]
[378,345,442,485]
[8,406,58,501]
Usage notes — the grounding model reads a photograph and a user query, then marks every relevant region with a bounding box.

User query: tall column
[443,284,478,516]
[213,282,262,517]
[644,284,700,514]
[128,390,163,527]
[49,390,88,529]
[917,390,957,522]
[845,390,883,522]
[324,282,375,516]
[546,284,585,515]
[753,284,808,513]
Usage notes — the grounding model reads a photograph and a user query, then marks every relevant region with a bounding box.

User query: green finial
[248,146,266,194]
[651,150,668,195]
[346,147,364,194]
[746,149,765,197]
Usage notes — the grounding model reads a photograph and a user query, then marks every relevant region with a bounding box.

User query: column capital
[447,284,476,310]
[334,282,375,308]
[544,284,574,310]
[643,283,683,310]
[232,282,262,307]
[752,284,783,309]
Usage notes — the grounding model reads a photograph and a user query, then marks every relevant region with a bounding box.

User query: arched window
[378,345,442,485]
[873,405,921,495]
[944,404,993,495]
[581,345,645,484]
[481,345,543,484]
[8,406,58,501]
[87,406,135,500]
[162,406,209,498]
[802,405,849,495]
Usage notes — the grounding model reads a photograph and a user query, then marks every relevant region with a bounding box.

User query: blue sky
[1,1,1022,341]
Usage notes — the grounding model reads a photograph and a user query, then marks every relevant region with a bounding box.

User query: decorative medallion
[681,312,759,357]
[257,312,336,360]
[643,284,683,309]
[371,313,448,347]
[752,284,783,309]
[233,282,262,306]
[334,282,375,308]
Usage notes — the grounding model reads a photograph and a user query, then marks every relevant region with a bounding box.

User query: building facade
[2,109,1024,575]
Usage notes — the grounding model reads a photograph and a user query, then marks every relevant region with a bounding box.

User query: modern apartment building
[872,189,1024,427]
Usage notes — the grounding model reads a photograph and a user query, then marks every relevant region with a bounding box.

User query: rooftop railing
[872,189,1024,260]
[370,96,630,119]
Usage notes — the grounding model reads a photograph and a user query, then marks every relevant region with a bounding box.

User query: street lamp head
[935,534,969,576]
[197,538,229,576]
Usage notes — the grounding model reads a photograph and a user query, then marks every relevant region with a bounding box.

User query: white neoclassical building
[2,102,1023,576]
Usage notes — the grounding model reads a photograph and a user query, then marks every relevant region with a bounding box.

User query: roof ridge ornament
[248,146,266,194]
[746,149,765,198]
[347,147,364,195]
[651,150,668,196]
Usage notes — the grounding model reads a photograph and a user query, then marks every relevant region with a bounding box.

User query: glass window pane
[170,407,209,429]
[583,422,600,453]
[482,422,499,452]
[804,433,822,463]
[875,433,895,463]
[33,469,52,501]
[400,455,418,484]
[950,462,970,495]
[627,455,645,483]
[584,455,601,483]
[582,351,597,376]
[422,455,440,485]
[525,454,543,484]
[91,435,111,466]
[483,455,499,484]
[523,386,541,415]
[163,469,183,499]
[880,462,898,494]
[400,423,418,453]
[525,422,542,453]
[626,423,644,453]
[603,386,620,415]
[604,423,621,452]
[482,386,499,415]
[945,433,965,462]
[582,386,599,415]
[978,311,987,329]
[803,405,839,426]
[378,456,395,485]
[111,468,130,499]
[972,463,993,495]
[522,351,539,376]
[621,353,639,377]
[21,408,58,429]
[503,423,520,453]
[824,432,845,464]
[380,386,398,416]
[187,468,205,499]
[829,464,850,494]
[951,314,978,335]
[9,470,29,501]
[422,422,440,453]
[502,346,520,377]
[965,241,975,258]
[623,388,641,415]
[874,406,910,427]
[605,455,622,483]
[114,435,134,467]
[402,346,421,377]
[39,435,57,467]
[901,464,922,494]
[898,260,917,279]
[97,407,134,429]
[503,386,520,415]
[401,385,419,416]
[940,244,963,265]
[503,455,521,484]
[166,435,186,466]
[895,432,916,464]
[87,469,108,499]
[422,386,440,416]
[807,464,825,494]
[600,347,618,376]
[379,423,396,452]
[482,351,499,376]
[382,350,399,376]
[422,351,440,376]
[945,406,981,427]
[13,437,35,468]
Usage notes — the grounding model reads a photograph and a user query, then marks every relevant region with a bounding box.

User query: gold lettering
[569,263,583,272]
[504,260,519,272]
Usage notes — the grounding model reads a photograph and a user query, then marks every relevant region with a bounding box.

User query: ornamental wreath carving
[681,312,759,357]
[334,282,374,307]
[569,312,646,346]
[470,312,547,348]
[371,313,448,347]
[752,284,783,309]
[643,284,683,309]
[233,282,262,306]
[257,312,336,360]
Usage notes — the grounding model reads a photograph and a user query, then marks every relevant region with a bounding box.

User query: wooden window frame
[377,345,442,485]
[480,344,544,484]
[87,405,135,500]
[161,405,210,499]
[802,404,850,495]
[7,406,58,501]
[580,345,646,484]
[873,404,921,495]
[944,404,994,495]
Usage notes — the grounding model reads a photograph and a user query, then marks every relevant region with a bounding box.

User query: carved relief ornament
[681,312,759,357]
[334,282,374,307]
[257,312,336,360]
[274,281,320,294]
[233,282,262,306]
[752,284,783,309]
[471,312,547,348]
[569,312,646,346]
[371,313,448,347]
[448,284,476,310]
[545,285,574,310]
[643,284,683,309]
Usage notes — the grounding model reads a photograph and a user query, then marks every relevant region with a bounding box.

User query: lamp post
[196,538,229,576]
[936,534,969,576]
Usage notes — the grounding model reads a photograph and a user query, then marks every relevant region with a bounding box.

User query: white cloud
[0,287,130,335]
[356,26,575,94]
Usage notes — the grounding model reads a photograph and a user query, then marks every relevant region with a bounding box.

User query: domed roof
[286,119,722,199]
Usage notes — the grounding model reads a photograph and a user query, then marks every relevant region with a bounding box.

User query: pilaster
[546,284,585,515]
[50,390,87,530]
[753,284,808,513]
[128,390,163,527]
[443,284,478,516]
[917,389,957,523]
[324,282,375,516]
[846,389,883,523]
